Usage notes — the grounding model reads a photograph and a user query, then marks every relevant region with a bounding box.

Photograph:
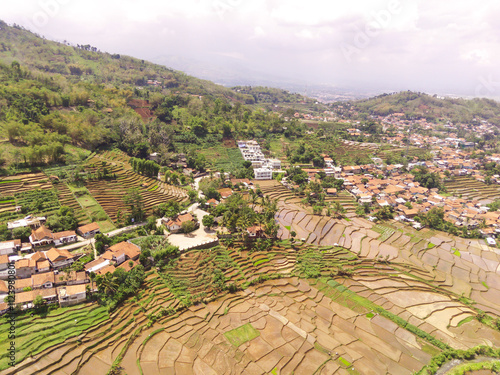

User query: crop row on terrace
[445,176,500,202]
[0,173,58,223]
[52,182,90,225]
[82,151,188,222]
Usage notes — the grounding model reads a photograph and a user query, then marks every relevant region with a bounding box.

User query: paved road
[58,221,149,257]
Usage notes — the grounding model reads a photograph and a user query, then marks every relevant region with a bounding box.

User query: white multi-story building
[269,159,281,169]
[254,168,273,180]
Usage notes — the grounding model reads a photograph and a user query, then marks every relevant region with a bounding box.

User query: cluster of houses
[237,140,283,180]
[0,218,146,312]
[286,149,500,241]
[0,239,141,313]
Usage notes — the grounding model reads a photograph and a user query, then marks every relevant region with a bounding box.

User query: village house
[15,288,58,310]
[85,257,112,274]
[53,230,77,246]
[163,213,198,234]
[56,270,89,286]
[15,258,36,279]
[0,239,21,255]
[254,168,273,180]
[109,242,141,262]
[0,281,8,303]
[29,225,76,247]
[14,278,33,293]
[46,248,76,270]
[58,284,87,307]
[326,188,337,196]
[7,216,45,230]
[32,251,51,273]
[77,222,101,239]
[206,198,219,207]
[246,225,266,238]
[32,272,56,289]
[218,188,233,200]
[0,255,9,272]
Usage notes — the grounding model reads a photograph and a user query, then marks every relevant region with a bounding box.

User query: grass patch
[148,185,159,191]
[427,243,436,249]
[453,249,461,257]
[456,316,474,327]
[254,258,269,267]
[339,356,352,367]
[0,180,21,184]
[224,323,260,347]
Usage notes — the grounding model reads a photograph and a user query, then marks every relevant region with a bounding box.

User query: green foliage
[202,214,215,228]
[130,158,160,178]
[414,345,500,375]
[122,188,145,223]
[181,220,196,233]
[95,265,146,310]
[46,205,78,231]
[411,166,443,190]
[152,200,180,218]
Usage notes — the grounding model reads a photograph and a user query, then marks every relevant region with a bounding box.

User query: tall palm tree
[98,273,119,296]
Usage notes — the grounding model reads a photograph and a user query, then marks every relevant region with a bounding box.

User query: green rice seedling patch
[339,356,352,367]
[254,258,269,267]
[224,323,260,347]
[456,316,475,327]
[372,224,396,241]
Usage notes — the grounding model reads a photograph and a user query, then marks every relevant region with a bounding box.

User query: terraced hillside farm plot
[269,137,382,165]
[5,234,500,375]
[82,154,188,222]
[195,145,246,171]
[0,304,109,371]
[67,184,115,232]
[445,176,500,203]
[255,179,302,204]
[0,173,53,222]
[274,206,500,320]
[52,181,90,226]
[325,190,358,215]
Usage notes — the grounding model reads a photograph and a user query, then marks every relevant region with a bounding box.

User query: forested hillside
[350,91,500,124]
[0,21,308,171]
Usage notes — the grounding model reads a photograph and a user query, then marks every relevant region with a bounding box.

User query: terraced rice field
[445,176,500,203]
[256,180,358,216]
[4,218,500,375]
[53,182,90,225]
[0,173,55,223]
[83,150,188,222]
[325,191,358,215]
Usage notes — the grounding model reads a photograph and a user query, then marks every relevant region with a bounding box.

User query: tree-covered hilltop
[231,86,311,104]
[0,21,255,101]
[346,91,500,124]
[0,21,313,171]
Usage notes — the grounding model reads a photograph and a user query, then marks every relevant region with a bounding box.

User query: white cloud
[1,0,499,96]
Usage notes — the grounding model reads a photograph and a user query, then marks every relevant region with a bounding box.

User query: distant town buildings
[238,140,283,180]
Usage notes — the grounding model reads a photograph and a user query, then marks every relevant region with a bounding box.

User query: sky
[2,0,500,97]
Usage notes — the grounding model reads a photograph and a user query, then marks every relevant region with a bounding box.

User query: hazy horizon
[2,0,500,99]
